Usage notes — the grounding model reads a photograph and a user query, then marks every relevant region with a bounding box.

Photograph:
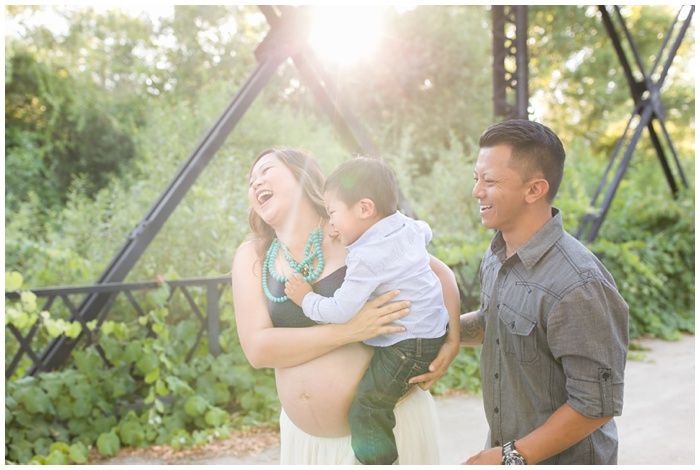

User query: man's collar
[490,208,565,267]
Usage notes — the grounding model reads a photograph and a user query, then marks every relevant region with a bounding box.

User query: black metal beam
[30,16,293,374]
[576,5,692,243]
[8,276,231,378]
[492,5,529,120]
[30,5,413,373]
[260,7,371,155]
[271,7,418,218]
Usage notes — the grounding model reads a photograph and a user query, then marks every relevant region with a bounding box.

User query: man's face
[472,144,530,234]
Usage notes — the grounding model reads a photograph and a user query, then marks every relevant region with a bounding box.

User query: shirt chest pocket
[498,303,540,364]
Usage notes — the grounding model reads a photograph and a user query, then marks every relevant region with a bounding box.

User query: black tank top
[268,266,347,328]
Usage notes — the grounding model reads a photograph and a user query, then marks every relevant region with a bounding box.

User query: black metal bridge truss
[7,5,693,377]
[575,5,693,242]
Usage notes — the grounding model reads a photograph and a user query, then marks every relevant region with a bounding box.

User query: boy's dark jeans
[350,333,446,465]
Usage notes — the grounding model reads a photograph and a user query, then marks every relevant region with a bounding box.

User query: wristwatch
[502,441,527,465]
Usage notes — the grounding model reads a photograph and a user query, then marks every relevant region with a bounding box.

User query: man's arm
[464,404,612,465]
[459,310,485,347]
[465,279,627,465]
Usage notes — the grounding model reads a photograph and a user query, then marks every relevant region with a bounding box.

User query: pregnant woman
[231,147,460,464]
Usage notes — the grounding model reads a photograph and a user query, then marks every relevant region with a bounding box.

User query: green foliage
[277,5,495,174]
[96,432,120,457]
[164,5,263,100]
[431,348,482,395]
[589,188,695,340]
[5,66,355,286]
[560,138,694,340]
[5,275,278,465]
[5,47,139,212]
[397,132,489,270]
[528,5,695,157]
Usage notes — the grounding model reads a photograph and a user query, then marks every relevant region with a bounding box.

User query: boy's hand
[285,273,312,307]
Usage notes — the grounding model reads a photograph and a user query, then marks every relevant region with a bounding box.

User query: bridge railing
[5,263,479,380]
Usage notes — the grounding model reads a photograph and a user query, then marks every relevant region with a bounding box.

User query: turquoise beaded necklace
[262,225,325,303]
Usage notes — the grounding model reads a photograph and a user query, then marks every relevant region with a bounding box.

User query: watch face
[504,454,526,465]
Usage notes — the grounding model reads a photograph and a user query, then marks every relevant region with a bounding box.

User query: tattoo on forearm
[460,311,485,342]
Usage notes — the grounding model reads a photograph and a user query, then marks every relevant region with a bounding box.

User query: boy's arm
[285,274,313,307]
[300,256,381,324]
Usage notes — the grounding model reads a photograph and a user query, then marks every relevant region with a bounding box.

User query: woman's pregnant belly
[275,342,373,437]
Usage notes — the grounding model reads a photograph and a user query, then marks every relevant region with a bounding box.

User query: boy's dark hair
[324,156,399,218]
[480,119,566,202]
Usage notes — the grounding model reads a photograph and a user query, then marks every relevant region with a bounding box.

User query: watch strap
[502,440,527,465]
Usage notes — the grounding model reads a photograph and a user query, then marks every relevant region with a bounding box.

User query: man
[460,120,629,465]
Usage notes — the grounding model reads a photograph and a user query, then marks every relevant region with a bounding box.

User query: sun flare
[308,6,384,65]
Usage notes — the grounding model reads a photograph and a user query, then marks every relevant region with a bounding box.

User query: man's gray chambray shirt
[478,208,629,464]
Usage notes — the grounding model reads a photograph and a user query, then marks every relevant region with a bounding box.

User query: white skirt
[279,387,441,465]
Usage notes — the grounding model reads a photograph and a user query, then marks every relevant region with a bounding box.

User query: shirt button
[496,338,500,345]
[495,440,501,446]
[494,373,499,379]
[494,407,499,414]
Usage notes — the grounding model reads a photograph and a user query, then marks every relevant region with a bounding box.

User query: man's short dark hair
[324,156,399,218]
[480,119,566,202]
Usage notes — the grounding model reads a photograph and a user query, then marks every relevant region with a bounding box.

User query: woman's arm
[232,241,410,369]
[409,255,461,389]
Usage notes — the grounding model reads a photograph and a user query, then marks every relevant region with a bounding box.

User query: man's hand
[408,333,459,390]
[285,273,312,307]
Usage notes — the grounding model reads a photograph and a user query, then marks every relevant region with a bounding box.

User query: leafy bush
[589,188,695,339]
[5,275,277,465]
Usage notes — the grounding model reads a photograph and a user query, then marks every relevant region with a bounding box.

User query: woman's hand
[343,290,410,344]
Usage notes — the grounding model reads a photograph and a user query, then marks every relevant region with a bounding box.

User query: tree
[265,6,495,175]
[4,6,160,210]
[528,5,695,160]
[5,47,135,211]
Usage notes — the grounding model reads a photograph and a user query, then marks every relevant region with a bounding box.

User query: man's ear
[357,198,377,219]
[525,178,550,204]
